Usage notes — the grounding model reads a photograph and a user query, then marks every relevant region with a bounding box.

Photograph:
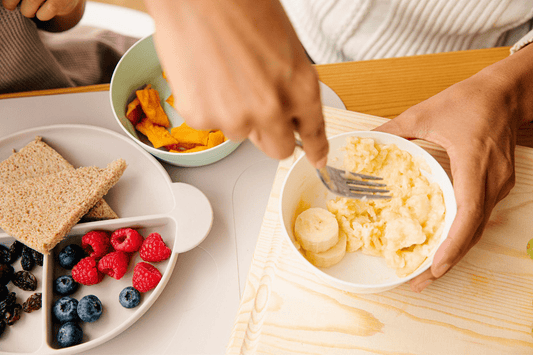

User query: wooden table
[3,47,533,355]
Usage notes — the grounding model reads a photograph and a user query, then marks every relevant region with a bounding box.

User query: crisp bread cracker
[0,137,118,221]
[0,159,127,254]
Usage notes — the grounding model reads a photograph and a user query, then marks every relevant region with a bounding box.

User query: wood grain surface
[226,106,533,355]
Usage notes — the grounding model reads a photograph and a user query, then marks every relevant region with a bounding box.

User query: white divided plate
[0,124,213,353]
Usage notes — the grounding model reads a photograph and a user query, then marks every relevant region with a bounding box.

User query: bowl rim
[279,130,457,291]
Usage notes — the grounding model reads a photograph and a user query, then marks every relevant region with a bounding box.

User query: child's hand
[2,0,81,21]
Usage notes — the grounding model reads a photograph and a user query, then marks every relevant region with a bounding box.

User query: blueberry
[52,296,79,323]
[57,244,85,270]
[54,275,79,296]
[77,295,102,323]
[119,286,141,309]
[56,321,83,348]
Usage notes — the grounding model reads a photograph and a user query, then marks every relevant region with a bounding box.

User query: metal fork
[295,139,391,200]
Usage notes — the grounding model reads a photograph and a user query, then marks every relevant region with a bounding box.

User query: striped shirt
[280,0,533,63]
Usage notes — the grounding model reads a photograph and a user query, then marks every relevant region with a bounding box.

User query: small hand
[3,0,81,21]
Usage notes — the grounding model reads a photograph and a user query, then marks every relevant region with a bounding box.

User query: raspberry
[139,233,171,262]
[97,251,130,280]
[71,257,104,286]
[111,228,144,253]
[132,262,162,293]
[82,231,111,260]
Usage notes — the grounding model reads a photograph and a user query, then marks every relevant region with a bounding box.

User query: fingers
[411,154,486,292]
[4,0,78,20]
[291,69,329,168]
[2,0,21,11]
[295,103,329,168]
[18,0,44,18]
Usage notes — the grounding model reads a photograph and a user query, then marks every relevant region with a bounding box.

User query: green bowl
[110,34,241,167]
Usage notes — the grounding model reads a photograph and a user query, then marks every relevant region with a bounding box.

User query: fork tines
[326,166,391,200]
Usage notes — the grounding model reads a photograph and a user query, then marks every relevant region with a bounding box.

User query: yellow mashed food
[326,137,446,277]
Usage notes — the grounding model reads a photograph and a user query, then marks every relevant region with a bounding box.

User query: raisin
[9,241,23,263]
[3,303,22,325]
[23,293,42,313]
[0,292,16,317]
[21,246,35,271]
[31,249,43,267]
[12,271,37,291]
[0,264,14,286]
[0,285,8,302]
[0,319,5,338]
[0,245,12,264]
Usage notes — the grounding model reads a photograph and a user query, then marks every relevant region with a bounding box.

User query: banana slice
[294,207,339,253]
[305,232,347,268]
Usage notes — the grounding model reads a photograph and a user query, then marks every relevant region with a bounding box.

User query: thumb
[372,112,426,141]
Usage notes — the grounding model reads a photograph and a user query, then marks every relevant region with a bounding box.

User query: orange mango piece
[174,145,209,153]
[135,118,178,148]
[125,97,144,125]
[170,123,210,146]
[165,94,175,108]
[135,85,170,127]
[207,130,225,148]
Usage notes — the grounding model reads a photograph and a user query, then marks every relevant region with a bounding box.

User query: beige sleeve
[510,29,533,55]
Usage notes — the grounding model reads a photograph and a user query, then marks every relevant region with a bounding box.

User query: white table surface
[1,86,344,354]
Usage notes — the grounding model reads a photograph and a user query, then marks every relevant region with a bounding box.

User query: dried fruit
[111,228,144,253]
[0,244,12,264]
[0,264,14,286]
[31,249,43,267]
[0,285,8,302]
[0,292,16,317]
[12,270,37,291]
[21,246,35,271]
[23,293,42,313]
[9,241,23,263]
[71,257,104,286]
[0,319,6,338]
[132,262,162,293]
[82,231,111,260]
[139,233,171,262]
[98,251,130,280]
[3,303,22,325]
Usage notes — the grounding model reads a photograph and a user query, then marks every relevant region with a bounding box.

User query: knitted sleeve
[510,29,533,54]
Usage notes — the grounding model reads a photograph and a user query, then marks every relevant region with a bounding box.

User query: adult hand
[375,44,533,292]
[144,0,329,168]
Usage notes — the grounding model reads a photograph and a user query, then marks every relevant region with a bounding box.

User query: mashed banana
[326,137,445,277]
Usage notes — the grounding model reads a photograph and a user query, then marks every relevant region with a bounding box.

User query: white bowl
[279,131,457,293]
[110,34,241,167]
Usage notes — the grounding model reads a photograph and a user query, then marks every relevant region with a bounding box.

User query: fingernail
[435,263,450,277]
[415,280,432,293]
